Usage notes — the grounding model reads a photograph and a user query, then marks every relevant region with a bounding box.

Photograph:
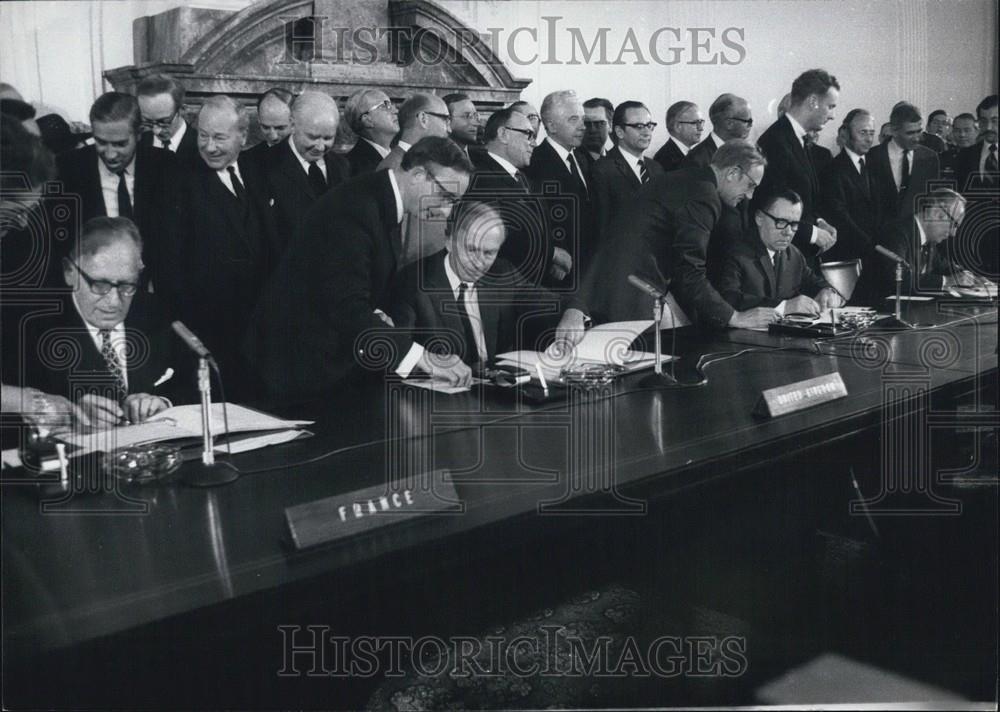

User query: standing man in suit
[167,95,279,396]
[951,95,998,279]
[867,102,940,221]
[24,217,185,428]
[469,107,568,286]
[443,93,481,154]
[389,201,588,366]
[242,87,294,166]
[527,89,594,278]
[56,92,172,288]
[591,101,664,251]
[953,95,998,192]
[683,94,752,169]
[719,189,842,316]
[343,88,398,176]
[246,137,474,402]
[584,141,775,330]
[921,110,950,153]
[510,100,541,136]
[941,112,979,178]
[653,101,704,173]
[580,97,615,172]
[135,73,198,166]
[756,68,840,264]
[377,93,452,171]
[265,91,350,252]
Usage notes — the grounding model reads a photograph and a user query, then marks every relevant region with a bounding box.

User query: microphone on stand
[875,244,910,269]
[628,274,665,300]
[627,271,678,384]
[172,321,219,370]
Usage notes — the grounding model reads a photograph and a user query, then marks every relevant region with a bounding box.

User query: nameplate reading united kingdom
[754,372,847,418]
[284,471,461,550]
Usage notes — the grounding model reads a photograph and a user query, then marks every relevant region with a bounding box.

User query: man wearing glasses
[718,189,842,319]
[344,89,399,176]
[683,94,753,169]
[653,101,704,173]
[590,101,664,251]
[23,217,184,428]
[442,93,481,153]
[377,93,452,171]
[136,73,198,167]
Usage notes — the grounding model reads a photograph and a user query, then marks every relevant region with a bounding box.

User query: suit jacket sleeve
[819,161,877,256]
[716,253,775,310]
[671,196,735,327]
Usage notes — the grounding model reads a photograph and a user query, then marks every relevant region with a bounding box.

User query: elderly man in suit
[343,88,398,176]
[377,93,452,171]
[242,87,294,166]
[23,217,185,428]
[591,101,665,251]
[265,91,350,252]
[867,102,941,221]
[683,94,752,169]
[719,189,842,317]
[56,92,171,288]
[509,100,541,135]
[389,200,588,366]
[584,141,776,330]
[136,73,198,167]
[247,137,476,402]
[653,101,704,172]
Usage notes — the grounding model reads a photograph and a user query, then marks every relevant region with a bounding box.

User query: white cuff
[774,300,788,317]
[395,342,424,378]
[809,224,819,244]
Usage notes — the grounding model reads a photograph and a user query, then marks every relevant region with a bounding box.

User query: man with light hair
[265,90,350,251]
[683,93,753,168]
[343,88,398,176]
[377,93,452,171]
[653,100,704,172]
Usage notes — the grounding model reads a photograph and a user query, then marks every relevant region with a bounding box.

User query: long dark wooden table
[2,299,996,707]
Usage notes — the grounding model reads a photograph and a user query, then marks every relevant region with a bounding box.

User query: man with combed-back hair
[136,73,198,167]
[243,87,295,167]
[866,100,940,221]
[653,100,704,173]
[343,88,398,176]
[683,93,752,169]
[377,93,452,172]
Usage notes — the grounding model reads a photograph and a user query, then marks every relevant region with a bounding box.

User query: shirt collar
[287,136,317,173]
[668,135,690,156]
[785,113,809,147]
[215,160,242,181]
[545,137,575,164]
[888,139,907,160]
[362,137,391,159]
[97,153,136,179]
[397,140,412,153]
[843,146,864,172]
[487,150,519,178]
[164,119,186,149]
[71,292,126,333]
[387,169,404,224]
[618,144,644,162]
[442,251,471,296]
[710,133,726,149]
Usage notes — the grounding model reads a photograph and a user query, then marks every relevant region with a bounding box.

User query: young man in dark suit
[953,95,998,193]
[246,137,475,403]
[718,189,842,315]
[866,102,941,222]
[590,101,664,252]
[264,91,350,253]
[653,101,703,172]
[389,201,588,366]
[135,73,199,167]
[242,87,294,168]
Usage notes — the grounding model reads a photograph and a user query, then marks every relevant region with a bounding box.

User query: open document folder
[496,320,677,380]
[58,404,313,453]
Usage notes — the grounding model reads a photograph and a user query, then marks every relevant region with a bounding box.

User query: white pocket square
[153,368,175,388]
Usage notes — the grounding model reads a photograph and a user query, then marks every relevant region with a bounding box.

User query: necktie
[162,138,173,152]
[456,282,481,364]
[985,143,999,179]
[514,171,530,192]
[920,243,932,274]
[116,169,133,219]
[227,166,246,202]
[307,161,327,196]
[772,251,784,297]
[567,153,588,197]
[900,149,911,193]
[638,158,649,184]
[99,329,128,404]
[858,157,871,198]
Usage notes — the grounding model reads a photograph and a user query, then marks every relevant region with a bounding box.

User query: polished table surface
[2,299,996,658]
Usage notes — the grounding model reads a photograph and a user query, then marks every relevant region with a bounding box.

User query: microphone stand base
[639,370,681,387]
[182,460,240,487]
[875,315,916,330]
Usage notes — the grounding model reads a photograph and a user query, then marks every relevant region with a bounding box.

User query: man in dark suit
[580,97,615,171]
[719,189,842,315]
[264,91,350,253]
[468,107,567,286]
[246,137,475,403]
[867,102,940,222]
[953,95,998,193]
[343,88,398,176]
[242,87,294,167]
[584,140,774,330]
[23,217,186,428]
[389,201,588,366]
[755,69,841,263]
[682,93,752,169]
[135,73,198,167]
[653,101,704,172]
[165,95,280,397]
[376,93,451,172]
[443,93,482,154]
[591,101,664,251]
[527,89,594,278]
[940,112,978,179]
[56,92,172,288]
[921,110,950,153]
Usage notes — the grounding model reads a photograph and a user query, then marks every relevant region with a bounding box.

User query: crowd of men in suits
[1,70,997,430]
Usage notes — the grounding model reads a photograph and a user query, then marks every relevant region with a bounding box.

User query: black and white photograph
[1,0,997,708]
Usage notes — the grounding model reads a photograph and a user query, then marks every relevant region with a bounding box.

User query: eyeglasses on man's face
[738,166,760,191]
[423,111,452,124]
[727,116,754,127]
[426,172,461,203]
[363,99,395,116]
[504,125,536,141]
[677,119,706,128]
[758,208,800,232]
[67,256,141,297]
[141,109,178,130]
[622,121,658,132]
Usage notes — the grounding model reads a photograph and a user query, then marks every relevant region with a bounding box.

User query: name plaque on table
[754,372,847,418]
[285,471,461,550]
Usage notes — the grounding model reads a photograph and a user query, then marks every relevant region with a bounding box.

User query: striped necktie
[637,158,649,184]
[99,329,128,403]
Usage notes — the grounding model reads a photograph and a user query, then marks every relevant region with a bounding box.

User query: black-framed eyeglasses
[140,109,178,130]
[727,116,754,126]
[363,98,394,116]
[584,119,608,128]
[453,111,479,122]
[66,257,141,297]
[424,111,452,123]
[758,208,800,232]
[622,121,658,131]
[503,125,536,141]
[426,171,461,203]
[677,119,706,128]
[738,166,760,191]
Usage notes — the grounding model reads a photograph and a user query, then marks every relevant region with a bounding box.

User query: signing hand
[815,288,846,310]
[785,294,822,316]
[79,393,125,430]
[416,351,472,388]
[123,393,170,424]
[729,307,777,330]
[552,308,588,353]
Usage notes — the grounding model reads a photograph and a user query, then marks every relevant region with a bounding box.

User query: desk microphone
[171,321,217,369]
[628,274,665,300]
[875,245,910,268]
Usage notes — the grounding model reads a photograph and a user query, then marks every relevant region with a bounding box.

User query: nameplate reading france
[754,372,847,418]
[285,474,460,550]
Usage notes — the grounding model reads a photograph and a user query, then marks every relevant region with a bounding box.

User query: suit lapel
[86,148,108,217]
[612,147,641,188]
[280,142,316,200]
[757,252,778,297]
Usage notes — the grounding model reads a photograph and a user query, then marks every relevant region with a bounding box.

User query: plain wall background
[1,0,996,152]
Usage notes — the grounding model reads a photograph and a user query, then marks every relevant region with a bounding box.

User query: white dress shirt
[887,139,909,190]
[618,144,646,183]
[215,161,245,197]
[288,136,325,179]
[545,138,588,190]
[362,137,391,159]
[72,294,128,389]
[156,120,187,151]
[388,170,426,378]
[486,151,519,178]
[843,146,865,174]
[97,155,136,217]
[667,136,690,156]
[443,254,487,362]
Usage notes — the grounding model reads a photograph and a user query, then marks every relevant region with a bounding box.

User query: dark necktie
[116,170,133,219]
[567,153,588,197]
[514,171,530,192]
[162,137,173,152]
[227,165,246,202]
[99,329,128,404]
[772,251,784,297]
[985,143,999,180]
[858,156,871,198]
[900,149,911,193]
[307,161,327,196]
[920,242,933,275]
[456,282,481,364]
[638,158,649,184]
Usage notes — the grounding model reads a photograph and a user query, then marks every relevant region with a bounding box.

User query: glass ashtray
[105,443,183,485]
[560,363,628,387]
